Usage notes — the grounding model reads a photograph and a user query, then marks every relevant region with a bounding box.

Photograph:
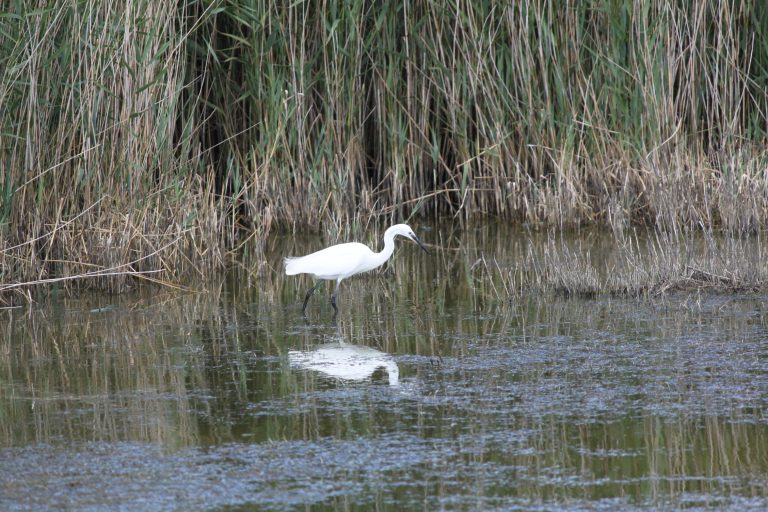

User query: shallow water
[2,225,768,510]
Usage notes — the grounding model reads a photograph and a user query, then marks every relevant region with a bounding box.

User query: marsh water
[2,224,768,510]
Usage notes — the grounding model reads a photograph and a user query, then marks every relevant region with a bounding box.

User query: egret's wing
[284,242,369,279]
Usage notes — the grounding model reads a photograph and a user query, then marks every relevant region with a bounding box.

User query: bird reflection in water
[288,341,399,386]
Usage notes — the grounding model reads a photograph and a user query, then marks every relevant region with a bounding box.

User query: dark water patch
[2,436,766,511]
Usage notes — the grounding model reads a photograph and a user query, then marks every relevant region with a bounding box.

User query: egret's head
[387,224,429,254]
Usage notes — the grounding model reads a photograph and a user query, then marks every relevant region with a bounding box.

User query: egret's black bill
[410,234,429,255]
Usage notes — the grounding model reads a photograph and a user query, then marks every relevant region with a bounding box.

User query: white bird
[284,223,428,313]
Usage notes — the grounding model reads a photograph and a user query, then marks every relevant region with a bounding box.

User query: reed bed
[499,226,768,299]
[2,0,768,300]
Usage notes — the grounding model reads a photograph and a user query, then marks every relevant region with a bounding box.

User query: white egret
[284,223,428,313]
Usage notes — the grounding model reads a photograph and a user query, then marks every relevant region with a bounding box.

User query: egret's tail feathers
[284,256,301,275]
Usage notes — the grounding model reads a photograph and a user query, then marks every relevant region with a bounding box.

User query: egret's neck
[371,233,397,269]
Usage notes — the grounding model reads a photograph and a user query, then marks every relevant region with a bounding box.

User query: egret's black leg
[302,282,321,314]
[330,280,340,313]
[330,290,338,313]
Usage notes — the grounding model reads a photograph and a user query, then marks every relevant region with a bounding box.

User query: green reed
[1,0,768,296]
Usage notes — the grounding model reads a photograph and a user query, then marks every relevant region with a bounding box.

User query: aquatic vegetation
[499,227,768,298]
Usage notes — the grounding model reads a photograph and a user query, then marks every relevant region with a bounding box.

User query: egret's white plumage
[284,223,428,313]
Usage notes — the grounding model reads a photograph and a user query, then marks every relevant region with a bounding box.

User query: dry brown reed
[500,227,768,299]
